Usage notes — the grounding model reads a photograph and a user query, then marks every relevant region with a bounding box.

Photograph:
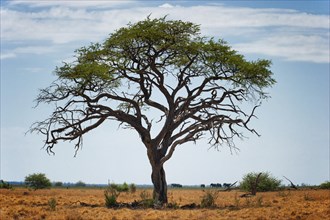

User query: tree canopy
[24,173,52,190]
[31,17,275,204]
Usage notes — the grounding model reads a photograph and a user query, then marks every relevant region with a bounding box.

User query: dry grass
[1,188,329,219]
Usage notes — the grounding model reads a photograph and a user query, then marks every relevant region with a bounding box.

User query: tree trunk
[151,164,168,205]
[251,172,262,195]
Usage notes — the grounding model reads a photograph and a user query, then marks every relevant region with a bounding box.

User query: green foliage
[139,190,154,208]
[75,181,86,187]
[129,183,137,193]
[103,182,132,208]
[107,182,129,192]
[0,180,12,189]
[118,182,129,192]
[24,173,51,190]
[240,172,281,192]
[104,183,120,208]
[55,17,275,101]
[200,190,219,208]
[319,181,330,189]
[48,198,57,211]
[54,181,63,187]
[104,191,118,208]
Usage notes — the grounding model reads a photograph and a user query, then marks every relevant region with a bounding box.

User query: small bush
[118,182,129,192]
[240,172,281,192]
[319,181,330,189]
[75,181,86,187]
[54,182,63,187]
[200,190,218,208]
[104,183,120,208]
[256,196,263,207]
[104,192,117,208]
[48,198,57,211]
[0,180,12,189]
[139,190,154,208]
[129,183,137,193]
[108,182,129,192]
[24,173,51,190]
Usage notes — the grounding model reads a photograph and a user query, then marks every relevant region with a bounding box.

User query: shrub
[0,180,12,189]
[240,172,281,192]
[109,182,130,192]
[319,181,330,189]
[129,183,137,193]
[118,182,129,192]
[104,183,120,208]
[139,190,154,208]
[24,173,51,190]
[48,198,57,211]
[75,181,86,187]
[54,181,63,187]
[200,190,219,208]
[104,191,118,208]
[303,193,315,201]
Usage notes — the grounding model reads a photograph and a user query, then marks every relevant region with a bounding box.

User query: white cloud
[234,35,330,63]
[14,46,57,54]
[159,3,175,8]
[1,45,60,60]
[1,3,329,63]
[8,0,136,8]
[0,52,16,60]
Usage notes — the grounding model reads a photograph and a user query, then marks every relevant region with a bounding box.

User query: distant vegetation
[4,174,328,193]
[75,180,87,187]
[24,173,51,190]
[53,181,63,187]
[319,181,330,189]
[0,180,12,189]
[240,172,282,193]
[104,182,137,208]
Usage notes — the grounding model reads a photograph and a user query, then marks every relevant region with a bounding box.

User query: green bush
[139,190,154,208]
[104,191,118,208]
[240,172,281,192]
[109,182,129,192]
[319,181,330,189]
[54,181,63,187]
[200,190,219,208]
[104,182,135,208]
[75,181,86,187]
[129,183,137,193]
[0,180,12,189]
[24,173,51,190]
[104,183,120,208]
[118,182,129,192]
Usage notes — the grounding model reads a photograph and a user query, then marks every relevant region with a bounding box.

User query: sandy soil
[1,188,329,219]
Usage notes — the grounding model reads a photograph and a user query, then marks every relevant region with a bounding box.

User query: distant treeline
[3,181,154,188]
[3,181,328,190]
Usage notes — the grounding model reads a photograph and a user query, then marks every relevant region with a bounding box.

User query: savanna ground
[1,187,329,220]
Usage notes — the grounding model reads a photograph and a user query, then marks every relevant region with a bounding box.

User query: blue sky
[1,0,329,186]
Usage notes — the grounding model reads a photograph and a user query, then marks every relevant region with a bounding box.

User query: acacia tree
[30,17,275,205]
